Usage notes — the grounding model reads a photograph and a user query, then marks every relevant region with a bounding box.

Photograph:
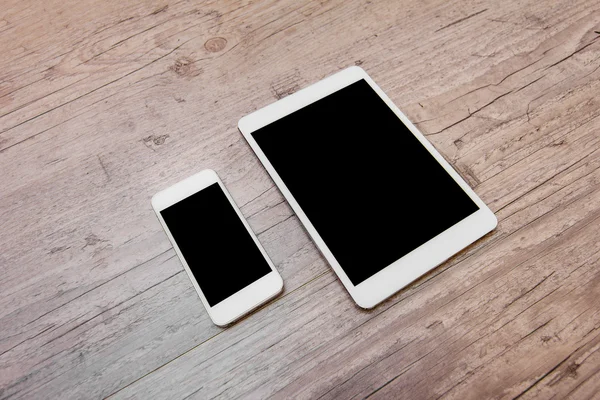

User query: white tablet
[238,66,497,308]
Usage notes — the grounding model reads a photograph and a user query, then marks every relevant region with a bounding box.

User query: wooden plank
[110,138,600,399]
[1,0,600,398]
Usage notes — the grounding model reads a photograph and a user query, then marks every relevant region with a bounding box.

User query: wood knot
[205,10,222,19]
[171,57,192,76]
[82,234,109,250]
[565,362,579,378]
[270,70,304,100]
[426,320,443,329]
[169,57,200,78]
[49,246,69,255]
[143,134,170,150]
[150,5,168,15]
[204,37,227,52]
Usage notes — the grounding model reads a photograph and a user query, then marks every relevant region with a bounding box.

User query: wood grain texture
[1,0,600,398]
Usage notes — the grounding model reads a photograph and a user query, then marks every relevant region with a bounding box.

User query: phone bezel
[152,169,283,326]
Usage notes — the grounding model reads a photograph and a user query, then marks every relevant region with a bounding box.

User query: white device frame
[238,66,497,309]
[152,169,283,326]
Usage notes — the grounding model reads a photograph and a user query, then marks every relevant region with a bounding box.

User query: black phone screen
[160,183,272,306]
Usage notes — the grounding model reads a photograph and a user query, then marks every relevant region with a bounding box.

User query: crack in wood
[256,213,295,236]
[484,114,600,198]
[0,83,158,154]
[97,155,110,182]
[512,331,600,399]
[19,249,174,331]
[0,75,88,125]
[426,90,514,136]
[239,185,275,208]
[5,1,600,398]
[520,318,554,341]
[505,271,555,308]
[1,32,199,148]
[435,9,488,32]
[543,35,600,71]
[40,269,182,348]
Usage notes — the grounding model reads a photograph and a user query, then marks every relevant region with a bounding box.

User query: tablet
[238,66,497,308]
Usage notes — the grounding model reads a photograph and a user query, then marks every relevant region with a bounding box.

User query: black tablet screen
[251,79,479,285]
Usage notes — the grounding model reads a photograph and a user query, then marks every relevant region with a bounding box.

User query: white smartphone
[239,66,497,309]
[152,169,283,326]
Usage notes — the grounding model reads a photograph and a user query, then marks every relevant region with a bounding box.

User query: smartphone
[151,169,283,326]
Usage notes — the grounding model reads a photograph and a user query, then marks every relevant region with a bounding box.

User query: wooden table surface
[2,0,600,398]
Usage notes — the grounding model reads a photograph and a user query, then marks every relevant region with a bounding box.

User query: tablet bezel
[238,66,497,309]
